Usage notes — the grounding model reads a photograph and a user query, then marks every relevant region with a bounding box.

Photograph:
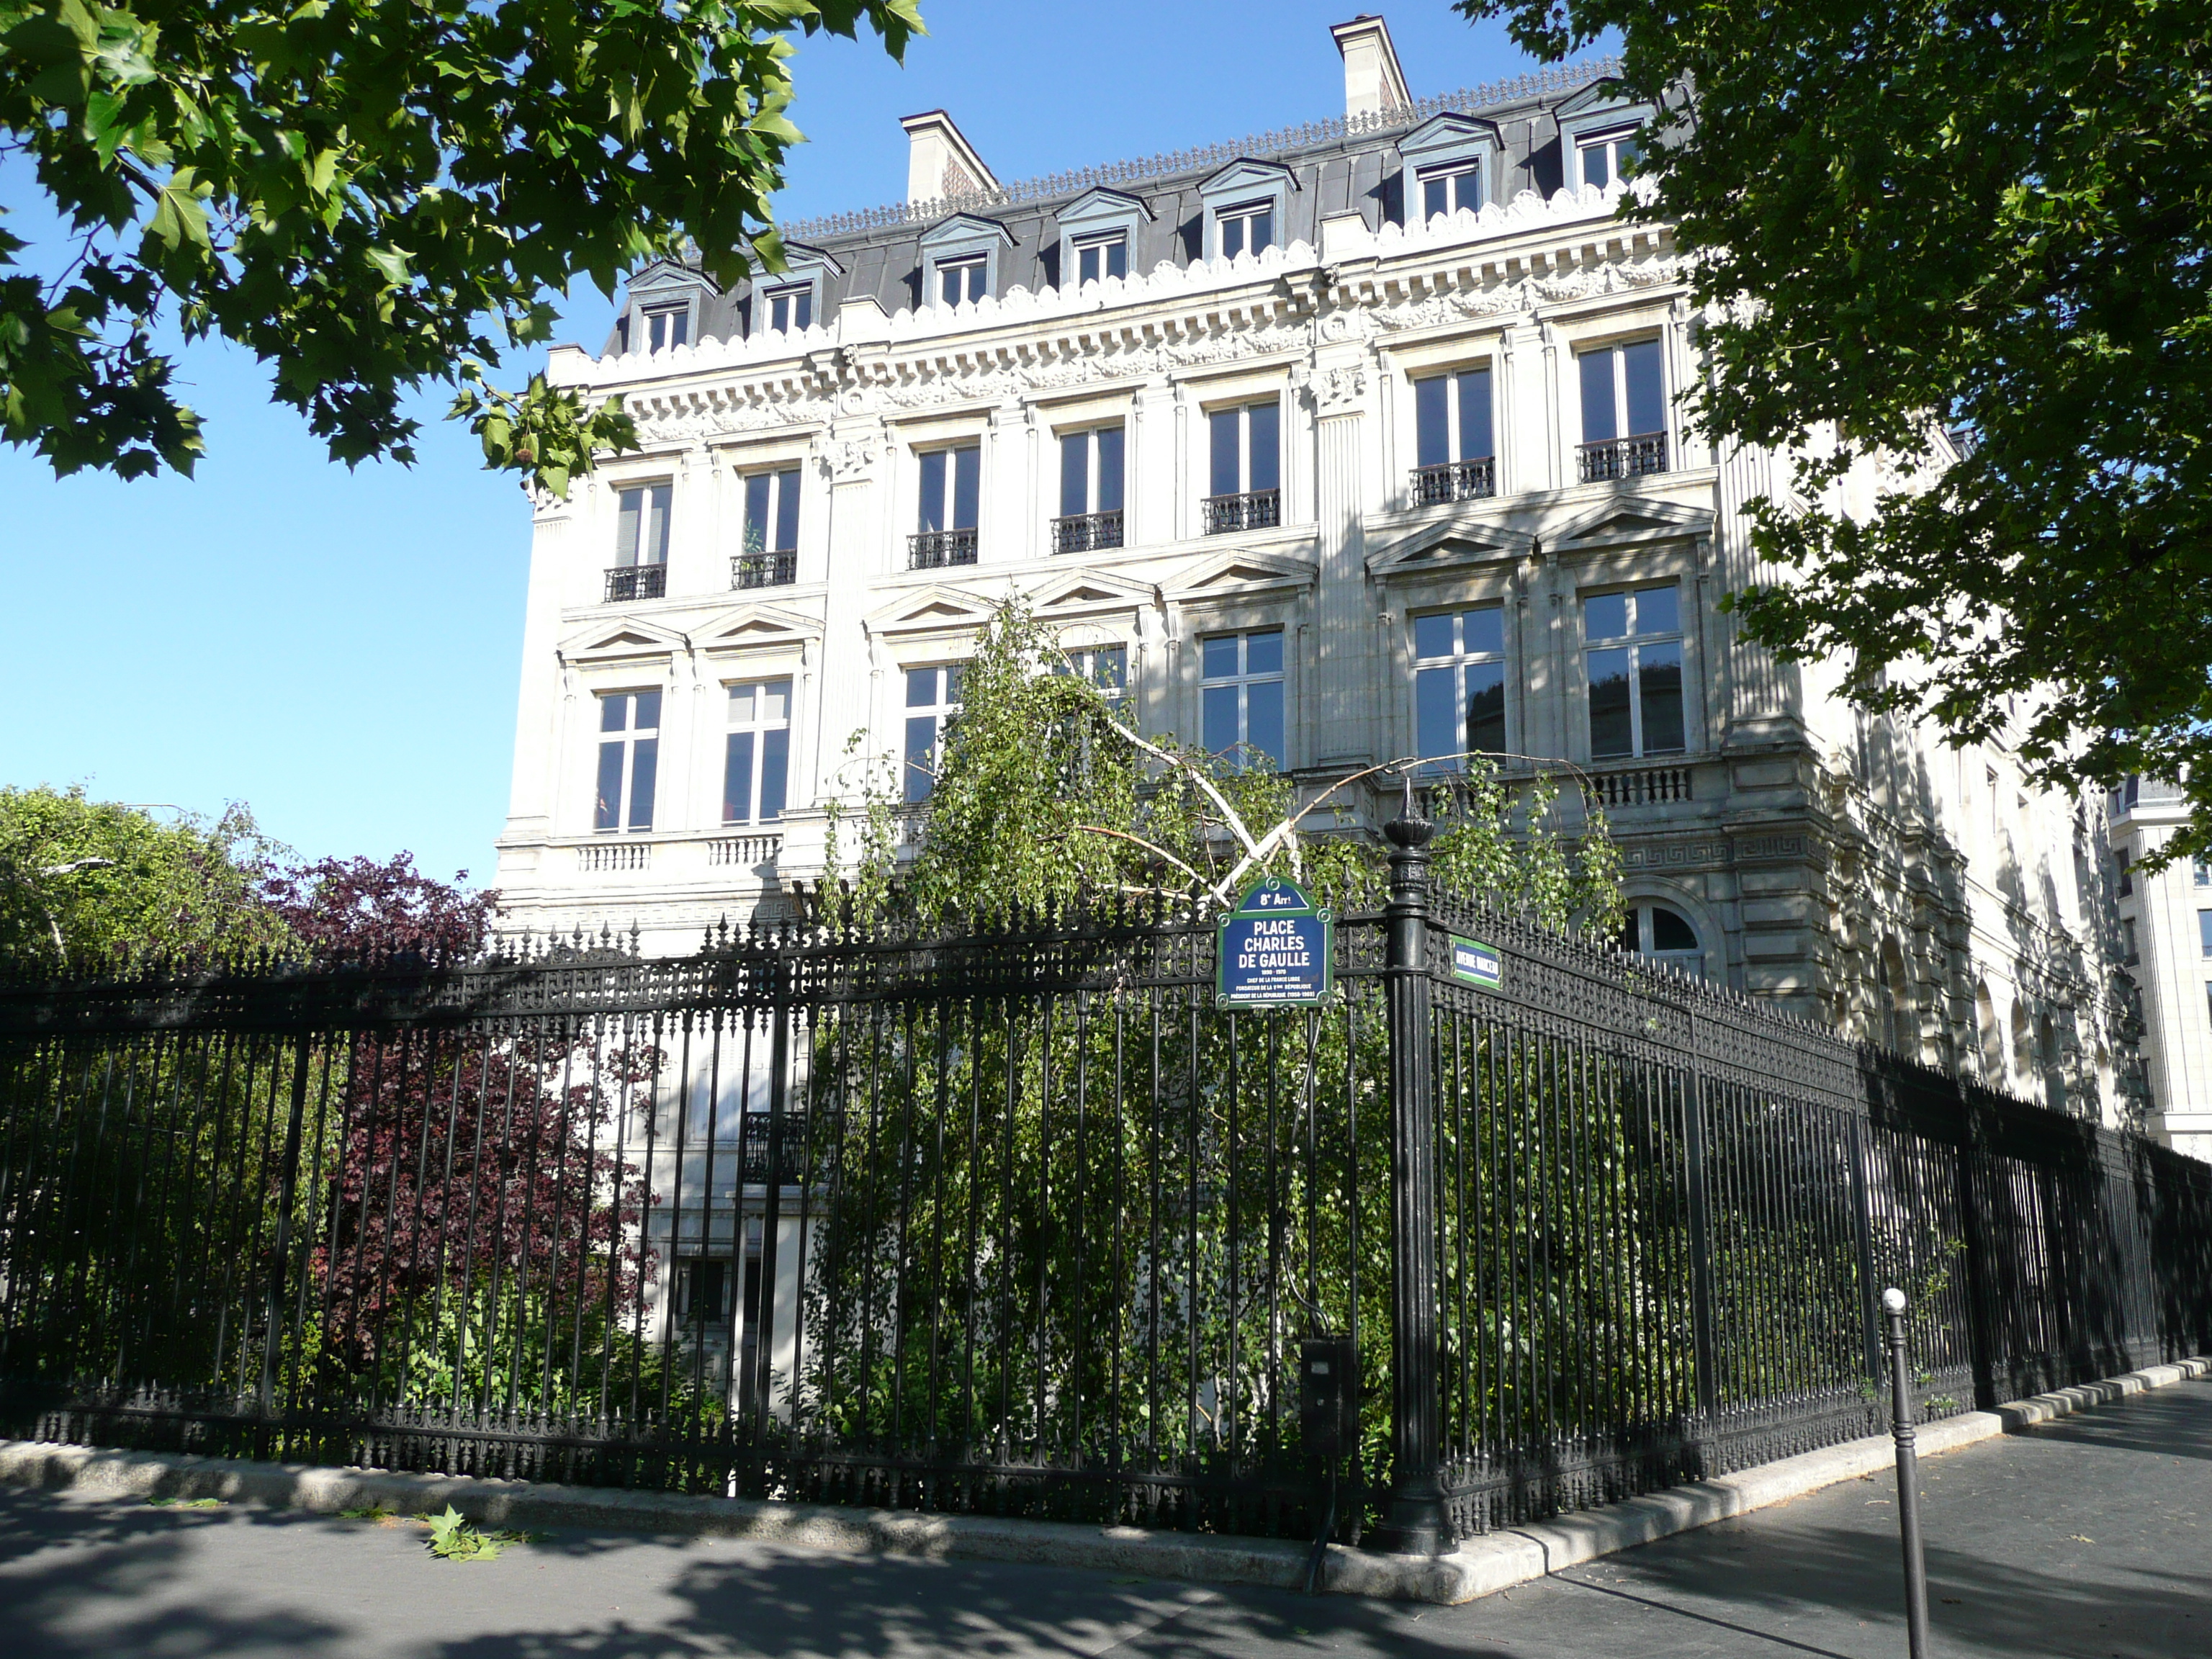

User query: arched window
[1621,902,1702,974]
[1975,984,2002,1081]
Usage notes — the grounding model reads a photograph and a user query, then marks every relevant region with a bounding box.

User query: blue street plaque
[1216,877,1334,1009]
[1449,935,1504,990]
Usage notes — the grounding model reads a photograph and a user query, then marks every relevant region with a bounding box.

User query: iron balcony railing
[732,552,797,589]
[1051,509,1124,554]
[603,564,667,602]
[1578,433,1670,483]
[908,528,979,570]
[1409,458,1496,505]
[1202,488,1280,534]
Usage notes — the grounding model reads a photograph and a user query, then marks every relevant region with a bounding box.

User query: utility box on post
[1299,1334,1359,1460]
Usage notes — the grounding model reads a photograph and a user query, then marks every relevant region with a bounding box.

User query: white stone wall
[489,176,2140,1133]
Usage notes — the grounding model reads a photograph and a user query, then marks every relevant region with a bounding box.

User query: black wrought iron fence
[1,821,2207,1552]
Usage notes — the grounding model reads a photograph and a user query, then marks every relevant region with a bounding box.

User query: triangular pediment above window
[696,601,822,647]
[562,616,687,660]
[1365,518,1534,577]
[918,212,1017,253]
[776,241,847,279]
[1165,549,1317,600]
[1197,158,1299,202]
[628,258,721,299]
[1553,78,1637,122]
[867,584,997,636]
[1055,187,1155,231]
[1028,567,1153,616]
[1548,498,1713,554]
[1397,112,1502,165]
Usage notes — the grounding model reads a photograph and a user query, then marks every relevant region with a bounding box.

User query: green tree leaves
[1464,0,2212,859]
[0,0,918,493]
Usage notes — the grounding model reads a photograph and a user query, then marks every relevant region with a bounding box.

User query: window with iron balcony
[606,482,670,601]
[911,444,980,569]
[1577,340,1668,482]
[734,467,800,588]
[1053,423,1125,553]
[1203,400,1280,534]
[1410,366,1495,505]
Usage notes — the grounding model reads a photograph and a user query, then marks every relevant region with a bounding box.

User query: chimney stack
[900,110,999,206]
[1331,15,1412,120]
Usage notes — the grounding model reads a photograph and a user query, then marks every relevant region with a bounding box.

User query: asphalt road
[1,1380,2205,1658]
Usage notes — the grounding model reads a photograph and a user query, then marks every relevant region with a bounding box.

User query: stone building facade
[2107,778,2212,1156]
[493,17,2146,1130]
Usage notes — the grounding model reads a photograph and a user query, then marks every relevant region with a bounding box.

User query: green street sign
[1449,935,1503,991]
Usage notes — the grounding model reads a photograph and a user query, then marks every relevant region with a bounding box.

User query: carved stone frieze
[1310,364,1367,415]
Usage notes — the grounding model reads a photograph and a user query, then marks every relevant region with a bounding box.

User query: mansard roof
[598,57,1626,354]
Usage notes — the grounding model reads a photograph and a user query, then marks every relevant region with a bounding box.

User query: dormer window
[1418,161,1480,219]
[643,303,689,352]
[1575,126,1642,190]
[1218,201,1274,260]
[1395,112,1501,228]
[1198,160,1296,264]
[762,282,813,333]
[1054,186,1152,292]
[1555,80,1660,195]
[937,254,987,307]
[919,214,1015,311]
[1074,232,1128,284]
[749,242,842,340]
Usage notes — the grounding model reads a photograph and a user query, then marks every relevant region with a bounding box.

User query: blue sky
[1,2,1547,886]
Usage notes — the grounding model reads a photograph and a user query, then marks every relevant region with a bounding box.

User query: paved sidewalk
[3,1380,2206,1658]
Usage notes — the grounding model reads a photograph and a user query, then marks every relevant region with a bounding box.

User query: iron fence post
[256,1037,313,1429]
[1377,801,1447,1556]
[1682,1028,1719,1431]
[1846,1115,1884,1395]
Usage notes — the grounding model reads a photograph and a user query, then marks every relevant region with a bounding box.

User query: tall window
[1218,199,1274,258]
[742,469,801,555]
[616,484,672,567]
[1413,606,1506,768]
[1053,424,1125,552]
[937,254,987,306]
[594,691,660,833]
[1578,340,1668,480]
[904,665,964,804]
[1580,341,1666,444]
[1621,902,1701,972]
[1074,232,1128,284]
[762,283,812,333]
[2122,918,2140,965]
[1201,629,1285,771]
[2200,910,2212,958]
[918,446,980,534]
[1576,127,1642,189]
[2195,856,2208,887]
[722,679,791,824]
[643,303,689,351]
[1058,644,1128,696]
[1205,400,1280,532]
[1584,583,1684,759]
[1419,161,1480,218]
[1411,367,1494,502]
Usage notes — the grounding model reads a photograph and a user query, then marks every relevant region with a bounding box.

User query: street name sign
[1216,877,1334,1009]
[1449,935,1504,990]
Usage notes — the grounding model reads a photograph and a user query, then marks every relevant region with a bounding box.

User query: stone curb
[1,1354,2203,1605]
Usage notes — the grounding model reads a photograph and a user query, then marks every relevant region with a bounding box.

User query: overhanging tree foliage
[1465,0,2212,858]
[0,0,921,494]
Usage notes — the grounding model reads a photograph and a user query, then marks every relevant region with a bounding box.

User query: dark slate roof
[603,58,1622,354]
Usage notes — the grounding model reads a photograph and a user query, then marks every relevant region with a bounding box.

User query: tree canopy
[1465,0,2212,857]
[0,783,498,968]
[822,598,1626,938]
[0,0,921,495]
